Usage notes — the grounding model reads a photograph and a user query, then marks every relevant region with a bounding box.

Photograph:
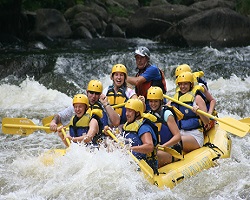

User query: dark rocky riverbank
[1,0,250,47]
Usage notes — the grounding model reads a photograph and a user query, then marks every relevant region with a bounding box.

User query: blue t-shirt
[138,123,157,146]
[140,65,161,82]
[141,65,166,110]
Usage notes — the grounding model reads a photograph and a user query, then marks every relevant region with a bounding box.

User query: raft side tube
[204,124,232,159]
[155,147,220,188]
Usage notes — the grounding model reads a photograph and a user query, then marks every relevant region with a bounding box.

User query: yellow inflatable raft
[142,123,232,189]
[40,123,231,188]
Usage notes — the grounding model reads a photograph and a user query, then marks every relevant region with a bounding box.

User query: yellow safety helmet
[111,64,127,77]
[73,94,89,109]
[193,71,204,79]
[87,80,103,93]
[177,71,194,84]
[147,86,163,100]
[175,64,192,78]
[125,99,144,116]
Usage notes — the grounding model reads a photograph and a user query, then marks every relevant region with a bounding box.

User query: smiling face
[73,103,87,118]
[125,108,137,123]
[135,55,149,70]
[87,91,101,105]
[149,99,161,112]
[178,82,192,94]
[112,72,125,88]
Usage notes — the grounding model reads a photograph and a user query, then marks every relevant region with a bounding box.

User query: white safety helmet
[134,46,150,58]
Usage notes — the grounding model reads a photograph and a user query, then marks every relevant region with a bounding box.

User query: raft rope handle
[204,142,224,159]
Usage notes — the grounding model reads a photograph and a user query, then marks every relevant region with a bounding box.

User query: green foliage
[236,0,250,15]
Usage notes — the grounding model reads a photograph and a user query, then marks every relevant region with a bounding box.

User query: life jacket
[69,112,91,138]
[122,118,159,174]
[69,112,103,144]
[89,101,108,129]
[135,65,167,99]
[106,85,128,124]
[172,85,205,131]
[149,105,178,145]
[197,77,208,90]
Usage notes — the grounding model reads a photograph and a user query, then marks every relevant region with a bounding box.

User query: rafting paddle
[239,117,250,127]
[157,146,184,160]
[106,129,154,180]
[40,128,69,165]
[163,94,250,137]
[2,118,68,135]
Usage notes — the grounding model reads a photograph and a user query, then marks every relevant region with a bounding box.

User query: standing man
[126,46,167,111]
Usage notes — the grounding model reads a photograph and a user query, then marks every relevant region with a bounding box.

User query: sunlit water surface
[0,39,249,200]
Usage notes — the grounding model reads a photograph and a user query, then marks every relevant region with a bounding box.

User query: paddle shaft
[163,94,247,133]
[3,124,50,130]
[158,146,183,160]
[2,118,69,135]
[61,128,71,147]
[107,130,154,179]
[112,103,126,109]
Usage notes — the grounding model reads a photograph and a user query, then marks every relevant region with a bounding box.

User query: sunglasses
[88,91,101,95]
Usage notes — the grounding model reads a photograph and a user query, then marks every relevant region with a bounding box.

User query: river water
[0,38,249,200]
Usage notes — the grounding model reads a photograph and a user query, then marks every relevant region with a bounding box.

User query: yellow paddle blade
[239,117,250,126]
[42,115,68,133]
[158,146,184,160]
[2,118,51,135]
[40,148,67,166]
[42,115,54,127]
[2,118,37,135]
[218,117,250,137]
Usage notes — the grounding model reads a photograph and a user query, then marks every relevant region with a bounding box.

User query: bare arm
[131,132,154,154]
[50,105,74,131]
[99,93,120,127]
[104,104,120,127]
[50,114,61,131]
[194,95,209,125]
[203,86,216,114]
[67,118,99,143]
[127,75,146,86]
[83,118,99,143]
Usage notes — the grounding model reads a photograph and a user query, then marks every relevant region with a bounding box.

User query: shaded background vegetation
[0,0,248,14]
[0,0,249,42]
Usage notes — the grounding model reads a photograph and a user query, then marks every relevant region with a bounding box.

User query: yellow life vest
[69,113,91,128]
[173,85,205,132]
[174,85,204,103]
[123,118,144,132]
[88,102,104,118]
[106,86,127,116]
[123,118,158,174]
